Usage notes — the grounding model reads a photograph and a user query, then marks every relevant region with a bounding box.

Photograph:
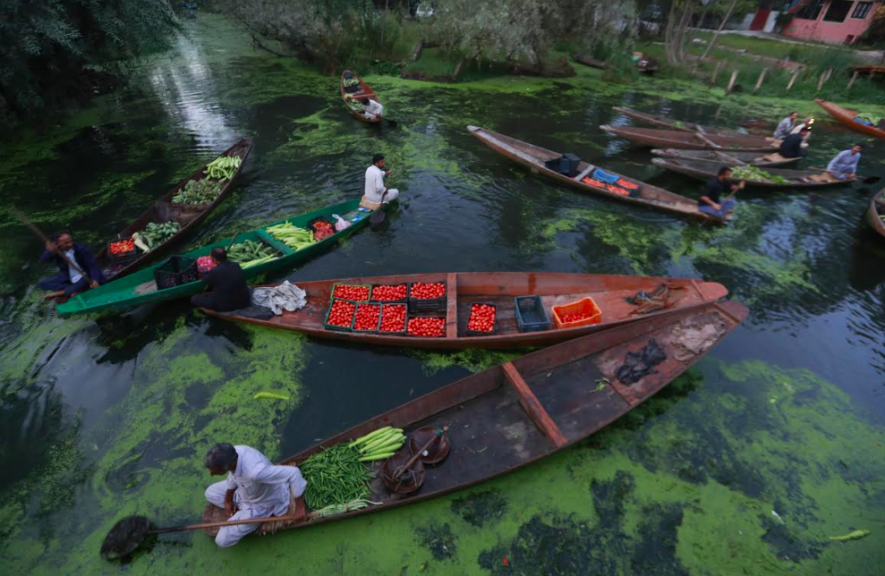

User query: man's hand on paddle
[45,241,57,252]
[90,280,99,289]
[224,497,238,517]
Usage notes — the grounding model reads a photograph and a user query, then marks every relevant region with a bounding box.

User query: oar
[715,151,746,166]
[810,167,880,185]
[392,426,448,481]
[695,131,723,150]
[12,206,92,284]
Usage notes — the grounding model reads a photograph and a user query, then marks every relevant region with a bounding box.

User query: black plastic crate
[378,303,409,335]
[544,153,581,177]
[370,283,409,304]
[466,302,498,336]
[353,303,382,333]
[515,295,550,332]
[154,256,198,290]
[323,298,357,332]
[107,240,139,265]
[407,282,447,312]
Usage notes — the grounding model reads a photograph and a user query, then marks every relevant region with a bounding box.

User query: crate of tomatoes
[552,297,602,329]
[370,283,408,304]
[466,302,497,336]
[331,283,371,302]
[379,304,408,335]
[353,303,382,333]
[107,238,139,266]
[406,315,446,338]
[408,281,446,312]
[324,299,357,332]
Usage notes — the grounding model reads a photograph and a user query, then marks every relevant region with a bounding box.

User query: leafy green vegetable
[132,221,180,251]
[731,165,788,184]
[172,178,225,204]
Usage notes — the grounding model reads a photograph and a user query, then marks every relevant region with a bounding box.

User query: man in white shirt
[360,97,384,120]
[362,154,399,209]
[773,111,797,140]
[826,143,863,180]
[204,443,308,547]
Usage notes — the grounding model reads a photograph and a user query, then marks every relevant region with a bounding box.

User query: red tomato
[354,304,381,331]
[333,285,370,301]
[468,303,496,333]
[371,284,408,301]
[327,300,356,327]
[407,316,445,337]
[380,304,407,332]
[410,282,446,300]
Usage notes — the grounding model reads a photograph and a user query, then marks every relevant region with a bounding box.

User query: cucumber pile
[205,156,242,180]
[132,221,181,252]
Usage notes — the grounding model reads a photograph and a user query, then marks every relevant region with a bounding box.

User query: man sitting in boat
[361,154,399,210]
[778,127,809,159]
[826,144,863,180]
[773,111,797,140]
[38,231,105,301]
[360,97,384,120]
[698,167,743,218]
[204,443,307,547]
[190,247,251,312]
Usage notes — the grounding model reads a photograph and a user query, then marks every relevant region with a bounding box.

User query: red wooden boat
[867,188,885,239]
[203,300,748,537]
[200,272,729,349]
[341,71,382,124]
[815,98,885,140]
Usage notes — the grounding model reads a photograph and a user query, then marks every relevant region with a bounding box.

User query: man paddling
[38,231,105,301]
[778,127,809,159]
[361,154,399,210]
[773,111,798,140]
[698,167,743,218]
[826,143,863,180]
[360,97,384,120]
[190,247,251,312]
[204,443,308,547]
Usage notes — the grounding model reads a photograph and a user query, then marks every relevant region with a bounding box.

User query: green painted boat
[56,198,381,316]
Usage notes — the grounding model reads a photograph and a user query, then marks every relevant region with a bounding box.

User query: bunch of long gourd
[205,156,241,180]
[299,444,373,510]
[228,239,277,268]
[265,222,316,251]
[349,426,406,462]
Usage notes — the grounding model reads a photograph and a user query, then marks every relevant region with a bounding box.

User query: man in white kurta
[204,443,308,547]
[361,97,384,120]
[361,154,399,209]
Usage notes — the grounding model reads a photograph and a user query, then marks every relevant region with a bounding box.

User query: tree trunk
[411,39,425,62]
[451,58,466,81]
[701,0,740,59]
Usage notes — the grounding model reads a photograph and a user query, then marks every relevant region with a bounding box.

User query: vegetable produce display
[353,304,381,331]
[312,219,335,241]
[299,444,373,510]
[371,284,407,301]
[333,284,370,301]
[467,303,496,333]
[560,311,596,323]
[132,221,181,252]
[228,239,278,268]
[407,316,446,337]
[205,155,242,180]
[173,178,224,204]
[410,282,445,300]
[197,255,216,274]
[109,239,135,255]
[326,299,356,328]
[313,498,378,518]
[349,426,407,462]
[379,304,407,333]
[265,222,317,251]
[731,165,788,184]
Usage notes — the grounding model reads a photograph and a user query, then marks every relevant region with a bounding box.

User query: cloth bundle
[251,281,307,316]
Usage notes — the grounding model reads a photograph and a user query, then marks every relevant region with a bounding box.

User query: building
[780,0,880,44]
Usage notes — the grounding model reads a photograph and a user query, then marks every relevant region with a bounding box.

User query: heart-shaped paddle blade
[101,515,152,561]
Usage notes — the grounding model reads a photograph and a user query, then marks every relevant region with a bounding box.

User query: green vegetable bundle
[173,178,224,204]
[205,156,242,180]
[265,222,317,251]
[731,165,787,184]
[228,239,277,268]
[132,221,181,252]
[300,444,373,510]
[349,426,406,462]
[313,498,378,518]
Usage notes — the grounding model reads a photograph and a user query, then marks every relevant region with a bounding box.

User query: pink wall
[784,1,878,44]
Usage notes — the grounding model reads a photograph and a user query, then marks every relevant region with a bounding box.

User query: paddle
[715,151,745,166]
[12,206,92,285]
[809,167,880,185]
[694,131,723,150]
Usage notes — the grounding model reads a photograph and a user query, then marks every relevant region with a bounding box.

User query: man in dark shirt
[778,127,809,159]
[698,167,743,218]
[39,230,106,301]
[191,247,251,312]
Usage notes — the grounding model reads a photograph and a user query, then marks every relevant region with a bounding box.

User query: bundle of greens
[205,156,241,180]
[173,178,224,204]
[299,444,373,510]
[227,239,278,268]
[731,165,788,184]
[132,221,180,252]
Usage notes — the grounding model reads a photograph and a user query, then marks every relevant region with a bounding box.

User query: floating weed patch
[413,348,521,375]
[451,490,508,527]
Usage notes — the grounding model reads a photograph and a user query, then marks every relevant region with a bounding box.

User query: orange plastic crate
[552,297,602,329]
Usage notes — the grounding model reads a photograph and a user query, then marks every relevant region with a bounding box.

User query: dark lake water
[1,14,883,576]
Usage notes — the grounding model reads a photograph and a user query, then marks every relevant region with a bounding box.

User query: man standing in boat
[826,144,863,180]
[773,111,798,140]
[38,230,105,301]
[190,247,251,312]
[698,167,743,218]
[361,154,399,209]
[204,443,308,547]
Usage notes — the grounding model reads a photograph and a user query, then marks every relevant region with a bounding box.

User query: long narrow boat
[601,125,779,152]
[651,148,801,168]
[341,71,382,124]
[97,139,252,280]
[815,98,885,140]
[573,55,657,74]
[203,300,748,537]
[56,199,383,316]
[467,126,730,222]
[613,106,742,136]
[652,157,848,190]
[201,272,729,349]
[867,188,885,238]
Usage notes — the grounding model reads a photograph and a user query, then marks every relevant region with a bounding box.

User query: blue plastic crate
[514,295,550,332]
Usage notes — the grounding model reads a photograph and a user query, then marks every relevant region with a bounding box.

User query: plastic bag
[332,214,351,232]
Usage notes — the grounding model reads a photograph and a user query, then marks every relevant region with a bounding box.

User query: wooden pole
[753,68,769,95]
[725,70,738,95]
[816,68,832,92]
[11,206,91,282]
[710,61,723,85]
[786,69,800,91]
[847,70,859,91]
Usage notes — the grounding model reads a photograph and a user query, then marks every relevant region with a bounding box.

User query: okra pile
[300,444,373,510]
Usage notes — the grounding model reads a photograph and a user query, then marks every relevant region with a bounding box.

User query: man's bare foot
[43,291,64,301]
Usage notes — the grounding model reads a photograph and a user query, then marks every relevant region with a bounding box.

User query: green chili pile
[300,444,374,510]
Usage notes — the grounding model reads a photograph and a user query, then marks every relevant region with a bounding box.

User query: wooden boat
[56,199,384,316]
[867,188,885,238]
[613,106,742,137]
[573,55,658,74]
[601,125,779,152]
[815,98,885,140]
[468,126,730,222]
[341,71,382,124]
[651,148,801,168]
[652,157,849,190]
[202,300,748,537]
[96,139,252,280]
[201,272,730,349]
